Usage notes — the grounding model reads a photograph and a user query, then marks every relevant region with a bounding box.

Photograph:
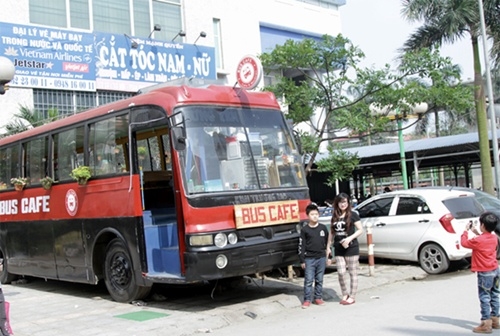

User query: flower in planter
[10,177,28,186]
[40,176,54,190]
[70,166,92,185]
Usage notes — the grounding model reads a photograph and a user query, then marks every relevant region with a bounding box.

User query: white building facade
[0,0,344,132]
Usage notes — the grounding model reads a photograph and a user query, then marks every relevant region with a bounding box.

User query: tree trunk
[305,107,331,174]
[472,35,495,195]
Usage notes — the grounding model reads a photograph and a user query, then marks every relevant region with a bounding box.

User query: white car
[356,188,484,274]
[318,206,333,228]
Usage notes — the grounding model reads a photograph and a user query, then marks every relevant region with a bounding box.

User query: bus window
[161,134,172,171]
[0,146,19,189]
[54,127,84,181]
[137,138,158,172]
[136,128,168,172]
[24,136,49,185]
[89,115,129,176]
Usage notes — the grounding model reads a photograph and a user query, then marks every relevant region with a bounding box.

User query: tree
[260,34,473,184]
[2,105,58,137]
[401,0,500,195]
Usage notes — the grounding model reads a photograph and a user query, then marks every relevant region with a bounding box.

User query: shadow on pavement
[415,315,477,331]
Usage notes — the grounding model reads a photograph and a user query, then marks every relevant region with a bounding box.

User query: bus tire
[0,250,17,284]
[104,238,151,303]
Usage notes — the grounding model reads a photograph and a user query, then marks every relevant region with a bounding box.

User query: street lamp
[0,56,15,94]
[370,102,428,190]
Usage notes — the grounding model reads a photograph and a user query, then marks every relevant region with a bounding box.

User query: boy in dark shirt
[298,202,331,309]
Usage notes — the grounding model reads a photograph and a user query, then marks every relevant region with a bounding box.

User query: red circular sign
[236,55,263,90]
[65,189,78,217]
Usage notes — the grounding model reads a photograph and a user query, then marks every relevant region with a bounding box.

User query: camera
[466,221,473,230]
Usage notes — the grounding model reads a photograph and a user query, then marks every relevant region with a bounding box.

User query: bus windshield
[178,106,306,193]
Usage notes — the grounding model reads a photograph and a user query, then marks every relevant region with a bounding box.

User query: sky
[339,0,475,81]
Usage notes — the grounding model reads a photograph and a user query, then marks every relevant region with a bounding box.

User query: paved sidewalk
[4,262,428,336]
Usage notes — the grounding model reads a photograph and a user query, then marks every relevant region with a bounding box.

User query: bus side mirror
[171,127,186,151]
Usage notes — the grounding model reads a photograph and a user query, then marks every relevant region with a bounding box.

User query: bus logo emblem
[65,189,78,216]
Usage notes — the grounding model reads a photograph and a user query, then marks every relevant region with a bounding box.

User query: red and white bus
[0,79,310,302]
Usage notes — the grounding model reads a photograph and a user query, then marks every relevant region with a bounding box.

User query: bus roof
[0,84,281,146]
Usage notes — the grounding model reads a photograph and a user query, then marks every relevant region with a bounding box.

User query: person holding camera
[461,212,500,333]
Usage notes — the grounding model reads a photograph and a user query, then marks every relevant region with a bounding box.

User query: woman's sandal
[342,297,355,305]
[339,295,349,305]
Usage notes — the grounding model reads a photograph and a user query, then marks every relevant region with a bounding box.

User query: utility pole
[478,0,500,198]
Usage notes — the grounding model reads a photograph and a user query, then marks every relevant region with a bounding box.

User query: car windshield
[178,106,306,193]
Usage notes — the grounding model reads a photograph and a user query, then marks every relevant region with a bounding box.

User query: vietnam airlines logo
[4,46,17,56]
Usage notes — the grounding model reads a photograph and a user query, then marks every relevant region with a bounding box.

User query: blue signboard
[0,22,95,91]
[0,22,216,92]
[94,32,216,91]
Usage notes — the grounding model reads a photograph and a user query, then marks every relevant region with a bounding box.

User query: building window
[133,0,151,37]
[97,91,134,105]
[70,0,90,29]
[213,18,223,70]
[93,0,132,34]
[28,0,183,40]
[152,0,182,41]
[33,89,133,118]
[30,0,67,28]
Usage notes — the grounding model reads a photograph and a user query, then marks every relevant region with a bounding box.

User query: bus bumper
[183,238,299,281]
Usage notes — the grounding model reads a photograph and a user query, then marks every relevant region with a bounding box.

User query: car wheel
[418,243,450,274]
[104,239,151,303]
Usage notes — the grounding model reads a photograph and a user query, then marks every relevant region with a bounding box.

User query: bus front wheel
[104,239,151,303]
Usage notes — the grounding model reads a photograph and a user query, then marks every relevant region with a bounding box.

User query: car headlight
[214,233,228,247]
[189,235,213,246]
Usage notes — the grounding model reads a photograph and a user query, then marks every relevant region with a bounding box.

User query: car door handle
[375,223,386,227]
[419,219,429,223]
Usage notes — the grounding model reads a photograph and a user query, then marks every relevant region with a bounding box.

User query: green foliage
[70,166,92,184]
[260,34,472,183]
[316,145,360,186]
[40,176,54,189]
[401,0,498,195]
[2,105,59,137]
[137,146,147,156]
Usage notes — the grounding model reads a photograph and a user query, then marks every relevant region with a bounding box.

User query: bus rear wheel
[104,239,151,303]
[0,249,17,284]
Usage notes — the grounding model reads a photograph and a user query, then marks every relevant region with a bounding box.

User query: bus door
[135,127,181,276]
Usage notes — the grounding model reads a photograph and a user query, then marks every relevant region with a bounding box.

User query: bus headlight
[215,254,228,269]
[214,233,228,247]
[227,232,238,245]
[296,223,304,234]
[189,235,213,246]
